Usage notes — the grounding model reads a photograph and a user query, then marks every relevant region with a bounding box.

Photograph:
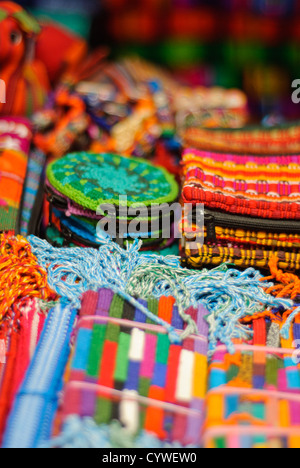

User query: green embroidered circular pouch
[46,152,179,211]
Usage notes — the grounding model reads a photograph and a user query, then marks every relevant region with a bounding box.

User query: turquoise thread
[28,236,292,354]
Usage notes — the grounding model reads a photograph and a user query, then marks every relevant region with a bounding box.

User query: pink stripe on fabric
[140,334,157,379]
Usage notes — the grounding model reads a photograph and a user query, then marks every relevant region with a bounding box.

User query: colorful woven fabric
[0,117,32,232]
[203,313,300,448]
[180,148,300,270]
[28,236,289,352]
[0,234,57,323]
[0,237,296,448]
[202,263,300,448]
[207,226,300,250]
[20,148,46,236]
[0,297,47,442]
[55,291,209,446]
[183,123,300,155]
[2,300,77,448]
[181,244,300,271]
[181,210,300,271]
[182,148,300,220]
[43,416,196,449]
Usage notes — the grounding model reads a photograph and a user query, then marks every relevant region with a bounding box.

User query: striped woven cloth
[180,148,300,270]
[55,289,209,446]
[182,148,300,220]
[181,243,300,271]
[20,149,46,236]
[203,314,300,448]
[0,298,47,443]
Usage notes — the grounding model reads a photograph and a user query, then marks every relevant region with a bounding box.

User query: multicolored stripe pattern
[181,147,300,270]
[203,316,300,448]
[20,149,46,236]
[0,117,32,233]
[79,289,208,331]
[182,148,300,220]
[181,243,300,271]
[57,290,209,446]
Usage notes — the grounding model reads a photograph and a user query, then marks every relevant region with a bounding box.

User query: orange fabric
[158,296,175,324]
[144,387,166,439]
[35,21,87,84]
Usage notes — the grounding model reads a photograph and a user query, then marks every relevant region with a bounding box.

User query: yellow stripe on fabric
[193,353,207,399]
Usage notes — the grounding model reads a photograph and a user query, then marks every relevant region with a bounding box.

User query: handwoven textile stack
[180,123,300,271]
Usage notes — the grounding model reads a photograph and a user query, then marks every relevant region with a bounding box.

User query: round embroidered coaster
[46,152,179,211]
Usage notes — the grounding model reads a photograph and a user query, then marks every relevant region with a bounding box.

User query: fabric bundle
[203,312,300,448]
[34,60,175,161]
[0,297,47,443]
[0,117,32,233]
[52,289,209,447]
[180,146,300,271]
[0,233,295,448]
[174,86,248,134]
[2,300,77,448]
[79,289,205,331]
[45,152,179,251]
[0,234,57,442]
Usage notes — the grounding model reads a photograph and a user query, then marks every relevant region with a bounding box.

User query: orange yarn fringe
[239,256,300,326]
[261,255,300,300]
[0,234,57,322]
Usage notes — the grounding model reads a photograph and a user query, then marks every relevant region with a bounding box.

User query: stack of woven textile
[0,234,57,443]
[203,261,300,448]
[180,122,300,272]
[174,86,248,132]
[44,151,179,251]
[48,290,209,447]
[0,118,46,237]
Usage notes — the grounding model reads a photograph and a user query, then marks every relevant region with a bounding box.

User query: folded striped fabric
[0,297,47,443]
[54,289,209,447]
[20,149,46,236]
[183,122,300,155]
[203,313,300,448]
[181,243,300,271]
[79,289,208,331]
[0,117,32,233]
[180,148,300,270]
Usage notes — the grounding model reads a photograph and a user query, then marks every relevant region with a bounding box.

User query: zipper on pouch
[2,300,76,448]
